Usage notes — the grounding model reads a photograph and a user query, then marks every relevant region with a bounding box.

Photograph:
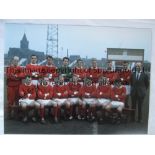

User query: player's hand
[115,95,118,98]
[85,93,90,96]
[74,91,78,95]
[121,78,124,81]
[99,92,103,95]
[49,74,53,79]
[20,91,24,97]
[90,75,92,78]
[28,94,31,97]
[57,93,61,96]
[64,91,68,95]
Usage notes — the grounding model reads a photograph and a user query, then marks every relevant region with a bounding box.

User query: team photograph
[4,21,151,134]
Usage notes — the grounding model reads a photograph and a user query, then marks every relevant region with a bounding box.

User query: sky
[5,23,152,61]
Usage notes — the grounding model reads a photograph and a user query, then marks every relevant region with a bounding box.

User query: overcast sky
[5,23,152,61]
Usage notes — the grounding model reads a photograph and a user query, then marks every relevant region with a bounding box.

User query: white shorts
[19,99,36,106]
[68,98,82,104]
[37,99,56,106]
[110,101,124,108]
[98,98,110,106]
[54,98,68,106]
[83,98,97,105]
[125,85,131,95]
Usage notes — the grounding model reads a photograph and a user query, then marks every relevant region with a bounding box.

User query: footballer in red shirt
[80,78,97,121]
[73,59,87,84]
[26,55,41,86]
[37,77,56,124]
[119,61,131,108]
[104,61,119,84]
[86,58,102,83]
[53,75,71,121]
[110,79,126,113]
[19,76,39,123]
[6,56,25,118]
[97,77,111,108]
[68,74,83,119]
[96,77,111,122]
[41,55,58,86]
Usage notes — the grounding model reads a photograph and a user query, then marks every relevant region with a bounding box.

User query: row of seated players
[18,74,126,124]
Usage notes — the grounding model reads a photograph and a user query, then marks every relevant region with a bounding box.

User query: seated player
[68,74,83,120]
[37,77,56,124]
[109,79,126,118]
[96,77,111,122]
[53,75,71,121]
[80,78,97,121]
[19,76,39,123]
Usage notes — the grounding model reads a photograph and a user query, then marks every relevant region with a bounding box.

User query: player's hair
[114,78,122,85]
[13,56,19,61]
[31,54,37,58]
[91,58,97,61]
[46,55,53,60]
[63,57,69,61]
[77,58,83,63]
[25,75,31,79]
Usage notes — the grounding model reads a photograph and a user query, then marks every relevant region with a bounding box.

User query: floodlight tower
[46,24,59,58]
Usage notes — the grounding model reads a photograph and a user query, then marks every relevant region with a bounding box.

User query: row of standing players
[6,55,147,124]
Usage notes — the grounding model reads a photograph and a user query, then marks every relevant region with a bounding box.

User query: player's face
[115,82,121,88]
[63,59,69,66]
[92,60,97,68]
[31,56,37,64]
[86,80,92,86]
[107,62,112,70]
[123,63,128,70]
[25,78,32,85]
[77,60,83,68]
[73,75,78,83]
[42,79,48,86]
[59,76,64,84]
[12,59,19,66]
[47,58,53,66]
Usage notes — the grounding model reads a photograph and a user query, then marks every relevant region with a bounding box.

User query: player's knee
[21,103,27,109]
[105,104,111,110]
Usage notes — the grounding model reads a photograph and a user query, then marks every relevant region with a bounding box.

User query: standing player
[86,58,102,84]
[119,61,131,107]
[19,76,39,123]
[73,59,87,84]
[41,55,58,85]
[96,77,111,122]
[37,77,56,124]
[68,74,83,119]
[6,56,25,118]
[53,75,71,122]
[58,57,72,82]
[105,61,119,85]
[26,55,41,86]
[80,78,97,121]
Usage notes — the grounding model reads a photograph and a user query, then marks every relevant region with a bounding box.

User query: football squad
[6,55,149,124]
